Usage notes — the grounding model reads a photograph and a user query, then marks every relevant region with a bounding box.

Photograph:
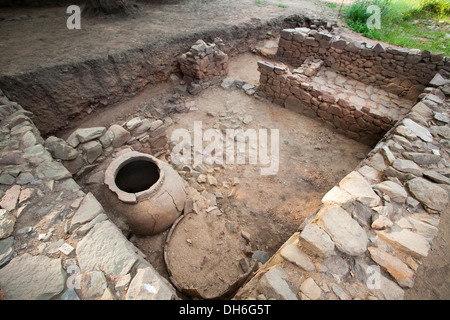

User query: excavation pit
[1,2,448,301]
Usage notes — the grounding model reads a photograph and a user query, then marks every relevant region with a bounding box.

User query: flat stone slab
[376,229,430,258]
[339,171,380,207]
[75,127,107,143]
[317,204,368,256]
[280,243,315,272]
[70,192,104,232]
[257,266,297,300]
[126,266,178,300]
[76,220,140,277]
[368,247,414,288]
[299,222,335,258]
[0,253,65,300]
[406,177,449,212]
[373,180,407,203]
[402,118,433,142]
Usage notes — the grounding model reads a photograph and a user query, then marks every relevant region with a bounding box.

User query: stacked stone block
[276,27,449,99]
[257,60,399,145]
[45,117,169,178]
[178,38,229,90]
[0,91,177,300]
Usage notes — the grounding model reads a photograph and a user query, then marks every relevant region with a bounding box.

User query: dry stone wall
[0,90,178,300]
[257,60,406,145]
[46,116,169,179]
[235,70,450,300]
[276,27,449,99]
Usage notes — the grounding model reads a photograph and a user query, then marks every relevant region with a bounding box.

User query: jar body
[104,151,186,235]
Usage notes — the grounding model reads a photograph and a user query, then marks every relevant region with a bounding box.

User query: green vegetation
[342,0,450,55]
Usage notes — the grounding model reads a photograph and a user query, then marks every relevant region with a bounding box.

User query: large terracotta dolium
[104,151,186,235]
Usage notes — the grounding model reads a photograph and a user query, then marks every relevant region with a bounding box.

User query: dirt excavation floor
[75,52,371,298]
[0,0,449,300]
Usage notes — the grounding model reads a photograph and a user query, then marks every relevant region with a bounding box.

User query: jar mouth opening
[104,152,165,204]
[115,160,160,193]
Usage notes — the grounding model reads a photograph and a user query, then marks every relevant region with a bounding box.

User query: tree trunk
[82,0,140,17]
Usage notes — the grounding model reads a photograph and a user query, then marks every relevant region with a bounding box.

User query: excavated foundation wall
[257,60,391,146]
[276,27,450,100]
[257,27,450,145]
[0,15,330,136]
[233,33,450,299]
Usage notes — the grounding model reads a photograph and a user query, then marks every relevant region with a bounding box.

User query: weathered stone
[423,170,450,185]
[80,270,108,299]
[0,185,21,211]
[0,151,23,165]
[368,247,414,288]
[16,172,34,185]
[345,200,373,228]
[115,273,132,296]
[109,124,131,148]
[257,266,297,300]
[321,186,353,205]
[101,288,116,300]
[45,136,78,161]
[149,120,164,131]
[0,253,65,300]
[76,220,140,277]
[0,209,16,239]
[0,174,15,185]
[320,254,349,281]
[371,215,393,230]
[339,171,380,207]
[377,275,405,300]
[331,283,351,300]
[373,43,386,53]
[408,216,439,242]
[299,277,322,300]
[402,152,441,166]
[280,243,315,272]
[0,236,14,266]
[300,222,335,258]
[392,159,422,176]
[21,130,37,148]
[126,118,142,131]
[98,130,115,148]
[406,177,449,212]
[429,72,450,87]
[402,118,433,142]
[59,288,81,300]
[126,266,177,300]
[221,77,235,90]
[80,140,103,164]
[75,127,106,143]
[317,204,368,256]
[373,180,407,203]
[376,229,430,258]
[357,165,382,184]
[36,160,72,181]
[70,192,104,232]
[381,146,395,164]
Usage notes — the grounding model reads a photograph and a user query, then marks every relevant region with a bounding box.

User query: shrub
[343,0,392,39]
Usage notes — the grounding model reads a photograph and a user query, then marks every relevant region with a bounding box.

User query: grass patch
[342,0,450,55]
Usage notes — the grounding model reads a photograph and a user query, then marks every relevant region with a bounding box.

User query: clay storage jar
[104,151,186,235]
